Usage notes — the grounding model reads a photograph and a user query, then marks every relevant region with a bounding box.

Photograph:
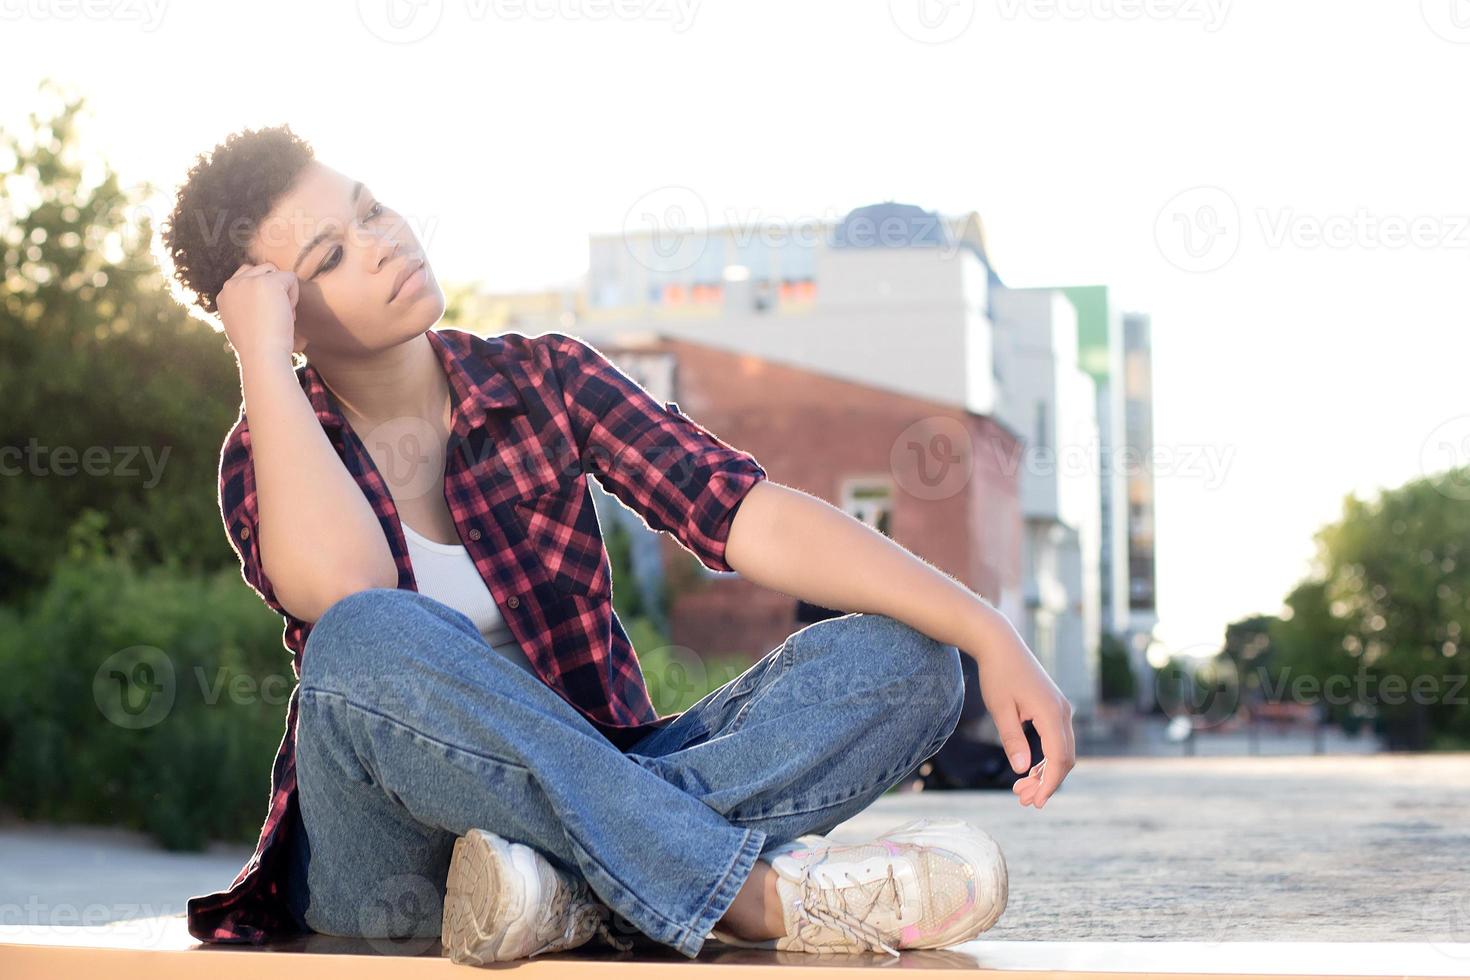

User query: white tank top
[401,521,537,677]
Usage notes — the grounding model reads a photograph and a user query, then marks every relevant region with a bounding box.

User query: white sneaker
[709,817,1007,956]
[440,828,633,963]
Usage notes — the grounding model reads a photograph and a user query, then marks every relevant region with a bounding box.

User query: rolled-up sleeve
[544,332,767,574]
[218,416,289,617]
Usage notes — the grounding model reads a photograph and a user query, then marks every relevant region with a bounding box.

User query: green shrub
[0,515,768,850]
[634,637,754,716]
[1098,630,1136,704]
[0,523,289,850]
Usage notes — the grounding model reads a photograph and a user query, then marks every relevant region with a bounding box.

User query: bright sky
[4,0,1466,657]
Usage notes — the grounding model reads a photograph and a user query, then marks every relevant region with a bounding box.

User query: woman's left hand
[968,610,1076,809]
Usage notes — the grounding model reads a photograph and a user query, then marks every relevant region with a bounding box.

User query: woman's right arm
[222,263,398,623]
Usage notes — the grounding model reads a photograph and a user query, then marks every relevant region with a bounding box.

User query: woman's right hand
[217,261,303,364]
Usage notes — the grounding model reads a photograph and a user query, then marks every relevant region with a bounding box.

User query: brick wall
[605,335,1023,668]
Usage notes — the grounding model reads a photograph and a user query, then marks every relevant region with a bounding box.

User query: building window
[691,282,724,303]
[1036,616,1055,668]
[841,478,894,537]
[753,279,774,312]
[778,278,817,303]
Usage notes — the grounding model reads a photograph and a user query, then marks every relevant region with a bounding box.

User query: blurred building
[988,286,1104,722]
[1044,286,1160,710]
[1122,310,1160,705]
[574,331,1022,667]
[445,283,583,334]
[446,203,1158,725]
[582,203,1003,418]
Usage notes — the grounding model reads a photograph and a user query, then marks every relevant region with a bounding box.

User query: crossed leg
[287,588,964,958]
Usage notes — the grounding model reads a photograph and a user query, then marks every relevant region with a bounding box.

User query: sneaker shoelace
[582,901,636,952]
[529,874,635,956]
[790,855,904,957]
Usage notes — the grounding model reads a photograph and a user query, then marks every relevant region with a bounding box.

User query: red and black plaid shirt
[186,327,767,944]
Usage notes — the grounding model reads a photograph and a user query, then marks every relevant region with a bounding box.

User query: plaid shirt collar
[299,329,525,434]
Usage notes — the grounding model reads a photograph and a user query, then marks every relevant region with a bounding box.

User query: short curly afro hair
[161,124,315,315]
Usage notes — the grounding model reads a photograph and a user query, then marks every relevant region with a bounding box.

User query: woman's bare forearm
[237,350,398,621]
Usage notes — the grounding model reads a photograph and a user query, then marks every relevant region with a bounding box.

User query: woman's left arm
[724,479,1077,809]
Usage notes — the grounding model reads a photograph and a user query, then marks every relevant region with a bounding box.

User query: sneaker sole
[441,828,538,964]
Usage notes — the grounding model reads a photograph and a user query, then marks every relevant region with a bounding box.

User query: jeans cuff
[673,824,768,958]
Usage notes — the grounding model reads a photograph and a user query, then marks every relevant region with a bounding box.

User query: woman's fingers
[229,261,277,281]
[1030,704,1075,808]
[990,700,1035,775]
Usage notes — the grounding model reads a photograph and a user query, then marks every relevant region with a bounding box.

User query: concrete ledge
[3,915,1469,978]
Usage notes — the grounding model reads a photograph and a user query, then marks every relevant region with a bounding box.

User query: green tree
[0,82,241,604]
[1097,630,1136,704]
[1270,472,1470,749]
[1217,614,1276,714]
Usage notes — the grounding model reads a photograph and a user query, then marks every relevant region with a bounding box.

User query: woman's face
[247,160,444,357]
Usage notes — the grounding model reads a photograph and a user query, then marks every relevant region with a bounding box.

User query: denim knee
[854,614,963,697]
[876,617,965,753]
[803,612,965,723]
[915,635,965,734]
[301,587,421,688]
[933,651,966,745]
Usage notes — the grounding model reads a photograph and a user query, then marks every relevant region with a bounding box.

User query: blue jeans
[282,588,965,959]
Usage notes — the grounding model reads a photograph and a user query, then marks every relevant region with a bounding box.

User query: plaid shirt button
[468,528,482,541]
[507,596,519,609]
